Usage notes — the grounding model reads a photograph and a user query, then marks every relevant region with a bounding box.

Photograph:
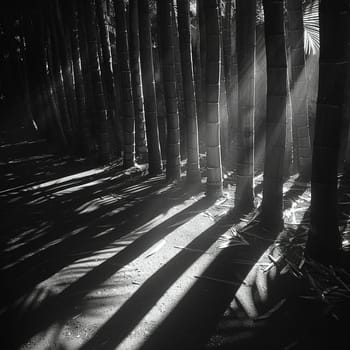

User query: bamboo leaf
[303,0,319,55]
[218,240,249,249]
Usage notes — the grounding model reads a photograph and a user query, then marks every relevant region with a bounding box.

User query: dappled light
[1,147,316,349]
[2,0,350,349]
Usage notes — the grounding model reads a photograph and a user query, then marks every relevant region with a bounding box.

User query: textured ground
[1,126,349,350]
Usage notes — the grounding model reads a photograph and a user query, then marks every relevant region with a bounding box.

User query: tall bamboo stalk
[138,0,163,175]
[96,0,119,157]
[70,0,91,154]
[222,0,237,170]
[83,0,111,163]
[307,0,349,264]
[54,0,79,140]
[177,0,201,183]
[197,0,207,152]
[171,3,186,157]
[343,22,350,171]
[203,0,223,198]
[48,5,74,145]
[114,0,136,167]
[235,0,256,213]
[261,0,288,231]
[77,0,97,152]
[287,0,312,180]
[23,12,47,134]
[108,8,124,153]
[19,16,37,135]
[129,0,147,158]
[158,0,181,180]
[44,16,68,147]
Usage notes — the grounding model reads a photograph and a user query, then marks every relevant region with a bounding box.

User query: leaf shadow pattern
[1,194,212,349]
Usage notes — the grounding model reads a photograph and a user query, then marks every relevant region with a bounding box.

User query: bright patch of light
[114,213,226,349]
[0,168,106,195]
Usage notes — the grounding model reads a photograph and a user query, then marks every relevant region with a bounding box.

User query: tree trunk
[138,0,163,175]
[261,0,288,231]
[77,0,98,153]
[19,16,39,136]
[158,0,181,180]
[114,0,136,167]
[203,0,223,198]
[108,11,124,153]
[197,0,207,153]
[83,0,112,163]
[340,19,350,172]
[153,42,167,158]
[306,0,349,265]
[287,0,312,180]
[191,9,202,152]
[53,0,79,142]
[48,6,74,146]
[43,16,68,147]
[97,0,119,159]
[284,72,293,177]
[70,0,91,154]
[222,0,237,171]
[23,12,46,135]
[171,3,186,158]
[129,0,147,159]
[177,0,201,184]
[235,0,256,213]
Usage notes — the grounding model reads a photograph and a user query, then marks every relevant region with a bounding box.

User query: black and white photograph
[1,0,349,349]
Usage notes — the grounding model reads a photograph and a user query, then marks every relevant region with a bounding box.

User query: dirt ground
[1,127,349,350]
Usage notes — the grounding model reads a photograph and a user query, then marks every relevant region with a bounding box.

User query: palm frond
[303,0,319,55]
[256,0,264,25]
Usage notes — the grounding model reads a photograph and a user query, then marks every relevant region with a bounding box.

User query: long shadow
[0,173,157,259]
[1,175,161,265]
[139,222,279,350]
[1,177,201,309]
[0,147,94,192]
[201,210,311,349]
[1,195,213,349]
[0,158,143,215]
[0,153,132,253]
[2,155,141,198]
[138,183,310,350]
[74,210,275,350]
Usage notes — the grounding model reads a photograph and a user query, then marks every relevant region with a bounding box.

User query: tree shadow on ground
[75,210,279,350]
[1,175,170,304]
[1,189,213,349]
[204,196,350,350]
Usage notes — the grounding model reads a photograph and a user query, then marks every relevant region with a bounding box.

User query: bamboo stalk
[138,0,163,175]
[177,0,201,184]
[261,0,288,231]
[203,0,223,198]
[158,0,181,181]
[235,0,256,213]
[114,0,136,168]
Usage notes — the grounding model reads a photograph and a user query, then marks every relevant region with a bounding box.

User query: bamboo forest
[2,0,350,349]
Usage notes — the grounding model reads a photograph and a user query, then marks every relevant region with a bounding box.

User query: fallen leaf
[218,240,248,249]
[174,245,212,254]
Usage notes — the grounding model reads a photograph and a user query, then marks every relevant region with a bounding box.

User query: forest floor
[1,125,350,350]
